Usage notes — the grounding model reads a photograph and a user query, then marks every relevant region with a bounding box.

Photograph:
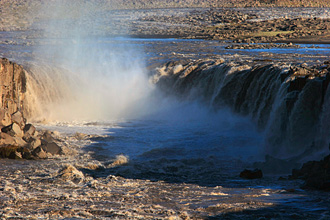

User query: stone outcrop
[290,154,330,190]
[0,58,26,115]
[0,58,63,159]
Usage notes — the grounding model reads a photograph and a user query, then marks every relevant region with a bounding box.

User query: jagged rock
[1,123,24,137]
[11,151,22,159]
[0,108,11,127]
[41,131,55,144]
[26,137,41,150]
[290,154,330,190]
[13,136,27,147]
[0,132,15,145]
[11,111,25,128]
[240,169,263,179]
[0,58,26,115]
[32,146,47,159]
[23,124,36,139]
[41,142,62,155]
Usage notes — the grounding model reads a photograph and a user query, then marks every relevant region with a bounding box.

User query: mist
[25,0,153,122]
[24,0,263,163]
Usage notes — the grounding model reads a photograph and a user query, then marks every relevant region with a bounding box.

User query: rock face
[0,58,26,115]
[0,58,63,159]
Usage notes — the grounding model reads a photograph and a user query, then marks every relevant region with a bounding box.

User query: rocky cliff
[0,58,65,159]
[0,58,26,115]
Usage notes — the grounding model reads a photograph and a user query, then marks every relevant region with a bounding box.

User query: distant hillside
[105,0,330,9]
[1,0,330,11]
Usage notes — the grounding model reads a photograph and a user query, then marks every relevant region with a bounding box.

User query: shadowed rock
[291,154,330,190]
[41,142,62,155]
[240,169,263,179]
[1,123,24,137]
[23,123,36,139]
[32,146,47,159]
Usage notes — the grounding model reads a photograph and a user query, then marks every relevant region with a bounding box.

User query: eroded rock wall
[0,58,26,115]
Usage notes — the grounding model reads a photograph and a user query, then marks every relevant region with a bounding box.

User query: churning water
[24,36,263,186]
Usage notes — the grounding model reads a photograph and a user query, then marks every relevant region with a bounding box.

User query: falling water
[24,1,153,122]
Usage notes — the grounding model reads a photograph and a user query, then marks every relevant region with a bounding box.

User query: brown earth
[1,1,330,45]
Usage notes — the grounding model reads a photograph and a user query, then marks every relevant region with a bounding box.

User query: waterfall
[154,60,330,161]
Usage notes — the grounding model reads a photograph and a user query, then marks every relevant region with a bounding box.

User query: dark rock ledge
[0,58,64,159]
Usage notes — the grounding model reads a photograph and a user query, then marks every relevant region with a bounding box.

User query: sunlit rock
[0,108,12,127]
[11,111,25,129]
[1,123,24,138]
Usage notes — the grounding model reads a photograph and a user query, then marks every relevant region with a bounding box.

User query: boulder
[41,131,55,144]
[0,132,15,145]
[23,124,36,139]
[41,142,62,155]
[26,137,41,150]
[13,137,27,147]
[32,146,47,159]
[11,111,25,128]
[1,123,24,137]
[291,154,330,190]
[240,169,263,179]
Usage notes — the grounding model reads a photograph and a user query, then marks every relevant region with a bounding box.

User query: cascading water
[154,60,330,162]
[23,1,153,123]
[25,42,153,122]
[18,0,330,180]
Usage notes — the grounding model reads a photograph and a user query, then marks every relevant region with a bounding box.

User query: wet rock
[58,165,84,183]
[41,130,55,144]
[41,142,62,155]
[32,146,47,159]
[291,154,330,190]
[1,123,24,137]
[240,169,263,179]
